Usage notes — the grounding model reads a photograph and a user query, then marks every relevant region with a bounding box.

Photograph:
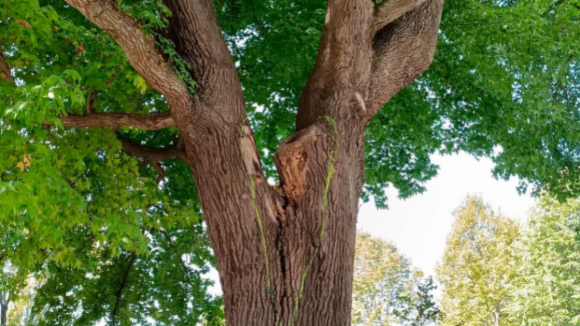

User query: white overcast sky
[357,152,536,277]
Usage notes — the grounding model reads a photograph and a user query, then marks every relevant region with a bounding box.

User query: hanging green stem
[239,128,274,310]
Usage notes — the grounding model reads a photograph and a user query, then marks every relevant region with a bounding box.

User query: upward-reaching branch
[297,0,374,129]
[63,0,191,112]
[367,0,444,115]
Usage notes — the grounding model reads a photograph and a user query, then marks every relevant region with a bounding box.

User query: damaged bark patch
[240,125,265,184]
[274,125,321,220]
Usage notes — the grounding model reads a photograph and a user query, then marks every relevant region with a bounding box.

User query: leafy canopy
[507,196,580,326]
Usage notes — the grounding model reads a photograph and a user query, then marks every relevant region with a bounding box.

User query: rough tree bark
[0,292,9,326]
[62,0,444,325]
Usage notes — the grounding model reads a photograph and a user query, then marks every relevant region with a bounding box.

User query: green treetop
[506,196,580,326]
[437,195,520,326]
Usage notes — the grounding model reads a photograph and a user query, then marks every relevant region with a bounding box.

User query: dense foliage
[438,195,580,326]
[507,197,580,326]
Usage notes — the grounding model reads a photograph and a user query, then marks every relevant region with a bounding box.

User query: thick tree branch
[372,0,429,34]
[296,0,374,129]
[0,45,14,83]
[42,112,175,130]
[160,0,246,121]
[111,251,137,324]
[64,0,192,112]
[367,0,444,115]
[118,135,188,164]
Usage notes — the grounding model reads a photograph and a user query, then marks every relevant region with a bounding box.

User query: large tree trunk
[64,0,443,324]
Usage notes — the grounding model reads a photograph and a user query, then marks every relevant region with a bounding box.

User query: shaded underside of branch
[372,0,429,34]
[118,134,188,164]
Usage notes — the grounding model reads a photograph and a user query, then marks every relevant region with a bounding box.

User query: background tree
[3,276,35,326]
[353,232,438,326]
[410,276,439,326]
[0,292,8,326]
[506,197,580,326]
[0,261,26,326]
[1,0,580,324]
[437,195,519,326]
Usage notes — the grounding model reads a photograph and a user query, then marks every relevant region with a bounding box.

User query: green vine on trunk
[238,126,276,315]
[118,0,198,93]
[288,116,339,326]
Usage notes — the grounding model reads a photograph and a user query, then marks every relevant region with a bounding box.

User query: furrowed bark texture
[66,0,444,324]
[0,293,8,326]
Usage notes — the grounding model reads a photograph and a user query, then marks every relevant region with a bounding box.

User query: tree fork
[62,0,444,324]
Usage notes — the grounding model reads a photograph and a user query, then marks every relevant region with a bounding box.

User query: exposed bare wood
[367,0,444,115]
[274,125,322,216]
[372,0,430,34]
[42,112,175,131]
